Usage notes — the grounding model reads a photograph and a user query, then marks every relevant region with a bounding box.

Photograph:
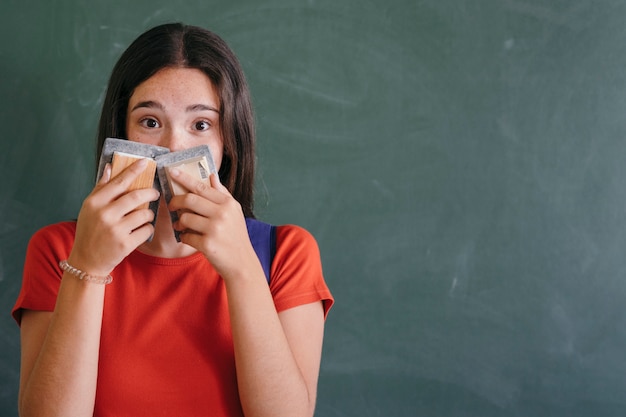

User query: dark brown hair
[96,23,256,217]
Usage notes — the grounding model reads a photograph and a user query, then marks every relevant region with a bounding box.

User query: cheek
[125,125,137,142]
[125,121,145,144]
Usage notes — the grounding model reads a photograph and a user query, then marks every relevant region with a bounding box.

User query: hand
[167,168,259,279]
[69,159,161,276]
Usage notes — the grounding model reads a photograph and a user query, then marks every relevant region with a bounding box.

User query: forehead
[129,67,220,108]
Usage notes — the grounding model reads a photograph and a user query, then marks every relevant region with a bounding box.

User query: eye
[194,120,211,131]
[140,117,160,129]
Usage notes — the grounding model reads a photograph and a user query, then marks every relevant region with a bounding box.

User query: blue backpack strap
[245,218,277,283]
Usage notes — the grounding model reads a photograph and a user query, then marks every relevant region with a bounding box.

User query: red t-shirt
[12,221,333,417]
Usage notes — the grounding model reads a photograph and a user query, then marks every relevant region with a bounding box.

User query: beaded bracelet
[59,260,113,285]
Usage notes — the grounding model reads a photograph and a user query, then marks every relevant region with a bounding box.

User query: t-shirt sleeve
[269,225,334,318]
[11,222,76,325]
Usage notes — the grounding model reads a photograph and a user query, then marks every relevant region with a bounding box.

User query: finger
[132,222,156,242]
[177,231,207,254]
[112,187,161,214]
[167,167,214,197]
[106,207,156,245]
[109,158,150,190]
[98,163,112,185]
[209,173,230,195]
[118,220,156,249]
[169,192,217,218]
[123,206,156,228]
[92,158,152,204]
[176,210,210,235]
[107,209,155,239]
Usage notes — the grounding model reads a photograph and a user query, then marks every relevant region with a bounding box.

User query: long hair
[96,23,256,217]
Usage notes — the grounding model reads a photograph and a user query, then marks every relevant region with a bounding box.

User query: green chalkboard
[4,1,626,416]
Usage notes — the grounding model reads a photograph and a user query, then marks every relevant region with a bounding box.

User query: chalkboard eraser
[96,137,169,184]
[155,145,218,198]
[95,139,169,238]
[164,155,212,195]
[155,145,218,241]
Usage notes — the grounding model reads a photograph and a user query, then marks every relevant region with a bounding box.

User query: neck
[138,197,197,258]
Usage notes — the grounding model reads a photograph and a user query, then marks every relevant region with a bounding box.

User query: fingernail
[169,167,180,177]
[137,158,148,168]
[103,164,112,182]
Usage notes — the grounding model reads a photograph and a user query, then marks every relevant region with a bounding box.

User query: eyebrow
[130,101,219,113]
[186,103,219,113]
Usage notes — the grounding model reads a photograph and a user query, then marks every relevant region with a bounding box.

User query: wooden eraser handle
[111,152,157,209]
[165,156,210,196]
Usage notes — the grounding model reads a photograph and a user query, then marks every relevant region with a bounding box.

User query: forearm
[225,273,314,417]
[19,274,105,417]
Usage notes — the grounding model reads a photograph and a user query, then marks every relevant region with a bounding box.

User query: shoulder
[272,223,323,284]
[29,220,76,244]
[14,221,77,324]
[270,224,334,317]
[27,221,77,257]
[275,224,320,254]
[31,221,77,241]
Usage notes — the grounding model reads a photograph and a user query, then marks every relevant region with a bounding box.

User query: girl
[13,23,333,417]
